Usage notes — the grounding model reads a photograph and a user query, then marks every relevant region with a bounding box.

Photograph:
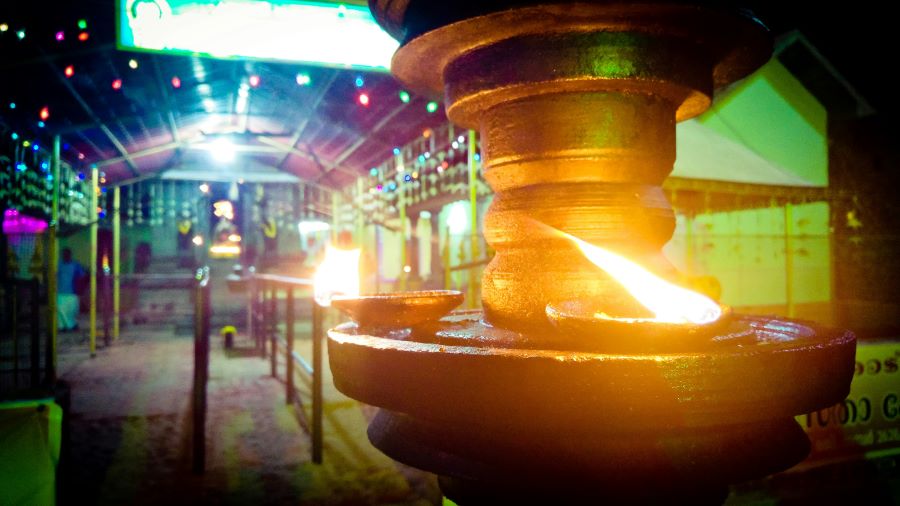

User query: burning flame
[564,232,721,325]
[313,246,360,307]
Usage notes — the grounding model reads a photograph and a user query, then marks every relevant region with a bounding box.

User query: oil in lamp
[325,2,857,503]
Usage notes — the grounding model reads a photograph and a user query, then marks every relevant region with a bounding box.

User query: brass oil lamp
[325,2,857,503]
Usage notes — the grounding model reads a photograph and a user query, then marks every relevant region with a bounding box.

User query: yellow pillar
[355,178,365,248]
[48,136,61,379]
[467,130,479,308]
[89,166,98,356]
[113,186,121,340]
[399,181,407,291]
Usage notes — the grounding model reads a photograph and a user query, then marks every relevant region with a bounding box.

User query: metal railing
[1,277,53,399]
[191,266,211,474]
[247,271,324,464]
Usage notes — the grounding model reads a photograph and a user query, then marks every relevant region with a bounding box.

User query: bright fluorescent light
[210,138,236,162]
[298,220,331,234]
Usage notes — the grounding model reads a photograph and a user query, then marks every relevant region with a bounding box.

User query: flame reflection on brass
[313,245,361,307]
[559,229,722,324]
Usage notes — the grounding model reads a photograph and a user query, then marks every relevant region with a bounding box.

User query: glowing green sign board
[117,0,398,70]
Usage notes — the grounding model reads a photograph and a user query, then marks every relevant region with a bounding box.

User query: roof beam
[48,58,140,176]
[275,70,340,169]
[257,136,359,178]
[315,101,411,182]
[153,56,182,144]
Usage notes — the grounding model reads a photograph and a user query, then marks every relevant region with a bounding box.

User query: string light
[249,75,260,87]
[11,132,18,140]
[16,29,25,40]
[65,65,75,77]
[426,101,439,113]
[111,78,123,90]
[55,31,65,41]
[77,19,88,30]
[128,59,138,69]
[295,72,311,86]
[0,24,8,32]
[369,168,379,176]
[78,153,85,160]
[8,102,15,109]
[78,32,89,41]
[354,76,364,88]
[358,92,370,106]
[392,147,401,155]
[39,106,50,120]
[37,121,45,128]
[32,144,40,152]
[399,90,410,103]
[23,140,31,147]
[171,76,181,88]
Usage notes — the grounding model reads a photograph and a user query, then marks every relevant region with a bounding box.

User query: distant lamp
[199,183,210,194]
[192,235,204,246]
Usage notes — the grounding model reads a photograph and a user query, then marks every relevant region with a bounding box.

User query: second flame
[563,232,721,325]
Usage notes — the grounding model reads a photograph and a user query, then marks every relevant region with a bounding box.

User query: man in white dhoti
[57,248,85,331]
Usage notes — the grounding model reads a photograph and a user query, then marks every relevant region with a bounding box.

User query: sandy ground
[55,320,442,506]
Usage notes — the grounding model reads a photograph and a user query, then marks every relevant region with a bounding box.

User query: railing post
[30,278,40,388]
[270,285,278,378]
[192,267,210,475]
[247,271,256,353]
[285,288,295,405]
[312,299,323,464]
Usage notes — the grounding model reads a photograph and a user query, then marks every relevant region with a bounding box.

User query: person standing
[57,248,85,331]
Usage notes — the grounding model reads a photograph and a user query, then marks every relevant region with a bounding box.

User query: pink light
[358,93,370,106]
[55,30,64,41]
[3,209,48,235]
[65,65,74,78]
[111,78,123,90]
[249,75,260,88]
[171,76,181,88]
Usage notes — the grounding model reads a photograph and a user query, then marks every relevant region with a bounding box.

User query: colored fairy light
[63,143,70,150]
[249,75,260,87]
[388,182,397,190]
[55,31,65,41]
[78,153,85,160]
[112,78,123,90]
[474,153,481,161]
[9,102,15,109]
[369,168,379,176]
[16,29,25,40]
[171,76,181,88]
[412,171,419,179]
[358,92,370,106]
[399,90,410,103]
[404,174,412,182]
[0,24,7,32]
[37,121,45,128]
[11,132,18,140]
[77,19,87,30]
[32,144,40,152]
[354,76,364,88]
[296,72,311,86]
[77,172,85,180]
[23,140,31,147]
[451,141,459,149]
[458,135,465,143]
[392,147,400,155]
[41,162,49,170]
[78,32,89,41]
[426,101,439,113]
[39,106,50,120]
[128,59,138,69]
[16,163,26,171]
[65,65,75,77]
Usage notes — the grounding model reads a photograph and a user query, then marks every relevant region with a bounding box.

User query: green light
[425,101,439,113]
[399,90,410,103]
[11,132,18,140]
[77,19,87,30]
[16,29,25,40]
[295,72,311,86]
[9,102,15,109]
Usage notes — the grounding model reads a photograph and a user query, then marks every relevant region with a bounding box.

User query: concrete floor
[55,320,441,506]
